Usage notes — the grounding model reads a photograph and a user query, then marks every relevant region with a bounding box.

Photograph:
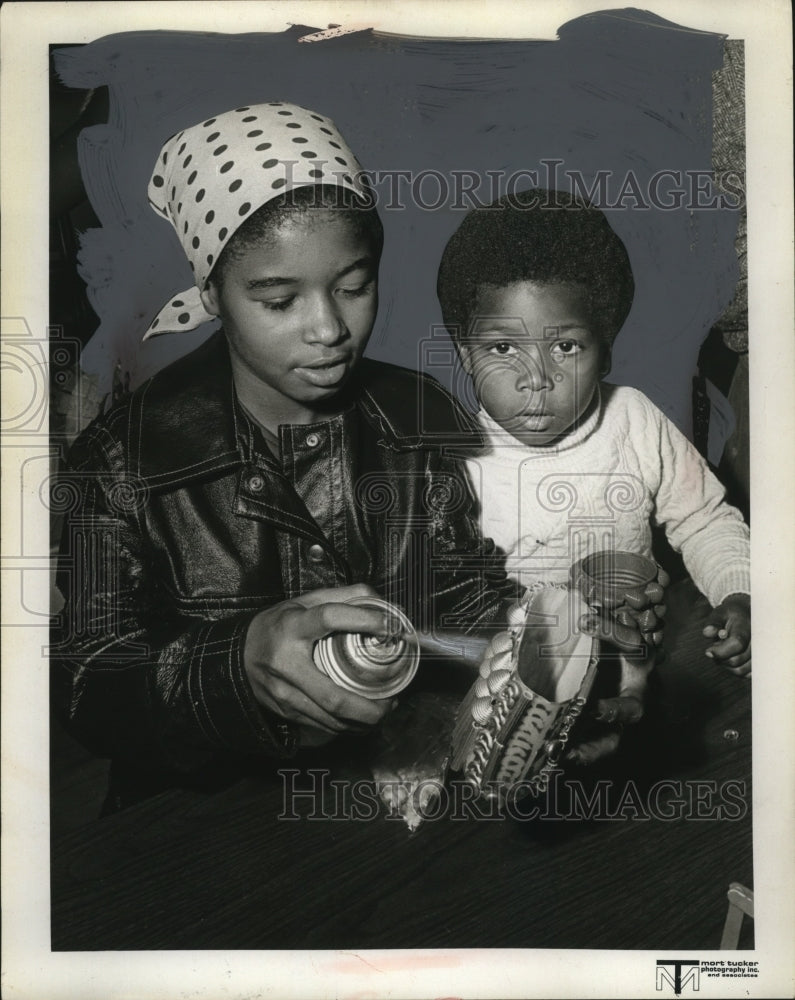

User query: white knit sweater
[466,383,751,607]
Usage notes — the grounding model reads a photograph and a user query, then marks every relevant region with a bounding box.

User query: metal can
[312,597,420,700]
[572,550,657,610]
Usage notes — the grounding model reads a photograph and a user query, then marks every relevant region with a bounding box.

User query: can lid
[313,597,420,700]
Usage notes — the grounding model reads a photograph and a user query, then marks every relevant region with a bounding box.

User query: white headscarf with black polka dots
[144,102,368,339]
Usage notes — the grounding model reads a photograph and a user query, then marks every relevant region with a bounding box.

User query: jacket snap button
[307,543,325,563]
[305,432,320,448]
[247,473,265,493]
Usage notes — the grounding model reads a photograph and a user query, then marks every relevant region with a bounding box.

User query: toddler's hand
[578,564,671,656]
[703,593,751,677]
[565,692,646,767]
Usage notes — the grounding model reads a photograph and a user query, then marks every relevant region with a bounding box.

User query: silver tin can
[312,597,420,700]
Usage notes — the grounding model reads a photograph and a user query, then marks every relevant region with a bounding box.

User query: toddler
[437,189,751,677]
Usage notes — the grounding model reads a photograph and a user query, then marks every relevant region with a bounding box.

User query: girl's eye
[263,297,295,312]
[338,279,375,299]
[550,340,582,360]
[488,342,516,356]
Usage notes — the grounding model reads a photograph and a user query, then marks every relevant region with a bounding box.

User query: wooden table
[50,581,753,951]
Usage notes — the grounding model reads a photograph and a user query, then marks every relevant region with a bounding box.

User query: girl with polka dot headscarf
[53,96,524,806]
[144,102,373,338]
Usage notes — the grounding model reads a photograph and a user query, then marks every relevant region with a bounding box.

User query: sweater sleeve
[649,399,750,606]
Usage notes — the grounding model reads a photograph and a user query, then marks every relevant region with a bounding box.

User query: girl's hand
[703,593,751,676]
[243,584,397,740]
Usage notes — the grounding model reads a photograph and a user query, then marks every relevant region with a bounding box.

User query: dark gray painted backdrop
[53,10,740,434]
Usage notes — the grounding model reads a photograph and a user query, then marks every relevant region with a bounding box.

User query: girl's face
[201,210,378,426]
[459,281,603,447]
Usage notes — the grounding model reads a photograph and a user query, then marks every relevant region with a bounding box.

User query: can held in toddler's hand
[312,597,420,700]
[573,550,658,610]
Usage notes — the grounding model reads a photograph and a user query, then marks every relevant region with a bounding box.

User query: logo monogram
[656,960,700,994]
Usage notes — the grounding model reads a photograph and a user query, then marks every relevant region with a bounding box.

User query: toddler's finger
[580,612,643,652]
[593,695,645,725]
[643,581,665,603]
[720,647,752,670]
[655,566,671,588]
[566,731,621,766]
[705,635,745,661]
[611,620,648,654]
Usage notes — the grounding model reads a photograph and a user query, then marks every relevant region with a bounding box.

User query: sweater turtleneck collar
[475,383,604,456]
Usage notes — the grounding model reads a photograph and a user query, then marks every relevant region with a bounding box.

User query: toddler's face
[201,210,378,424]
[460,281,602,447]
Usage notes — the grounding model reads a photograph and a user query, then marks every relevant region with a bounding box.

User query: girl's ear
[200,282,222,318]
[600,347,612,377]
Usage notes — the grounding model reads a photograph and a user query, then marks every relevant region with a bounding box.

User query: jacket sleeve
[651,403,751,607]
[414,451,517,635]
[51,418,297,773]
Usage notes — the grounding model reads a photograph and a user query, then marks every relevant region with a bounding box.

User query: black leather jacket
[52,333,512,791]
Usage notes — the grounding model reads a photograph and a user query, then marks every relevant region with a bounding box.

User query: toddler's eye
[488,342,516,356]
[550,340,582,360]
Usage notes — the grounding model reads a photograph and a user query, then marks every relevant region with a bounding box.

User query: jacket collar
[130,332,481,487]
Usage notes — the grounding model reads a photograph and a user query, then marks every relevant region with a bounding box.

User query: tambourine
[449,584,600,803]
